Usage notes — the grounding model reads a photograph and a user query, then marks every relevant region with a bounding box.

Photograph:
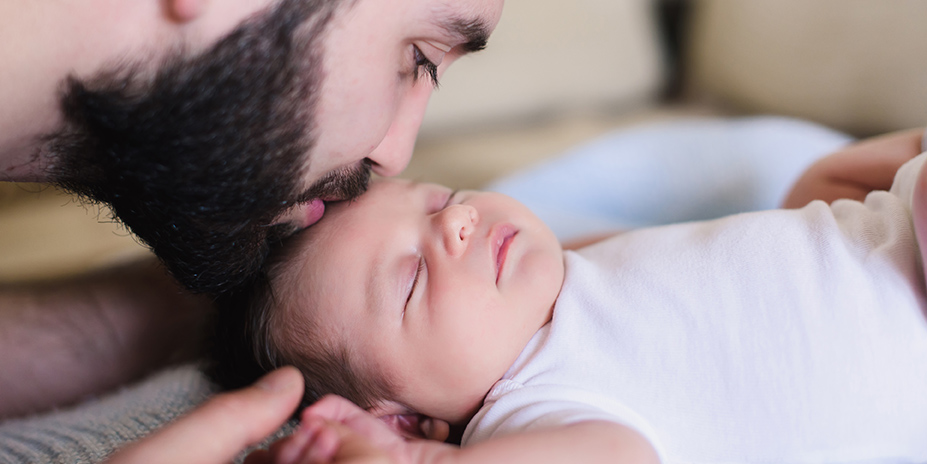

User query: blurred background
[3,0,927,282]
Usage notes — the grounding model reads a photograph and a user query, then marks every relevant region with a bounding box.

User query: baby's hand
[249,395,405,464]
[246,414,394,464]
[251,395,458,464]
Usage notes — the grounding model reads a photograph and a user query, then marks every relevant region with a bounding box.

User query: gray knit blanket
[0,364,291,463]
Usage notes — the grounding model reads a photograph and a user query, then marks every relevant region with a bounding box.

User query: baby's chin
[444,391,494,427]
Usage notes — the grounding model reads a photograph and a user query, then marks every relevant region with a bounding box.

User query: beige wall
[419,0,666,136]
[687,0,927,136]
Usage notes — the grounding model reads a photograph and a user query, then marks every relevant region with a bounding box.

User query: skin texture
[0,259,210,419]
[0,0,504,461]
[40,0,503,293]
[46,0,347,294]
[2,0,504,295]
[284,179,565,425]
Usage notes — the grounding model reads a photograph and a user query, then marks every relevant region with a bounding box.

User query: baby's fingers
[297,417,342,464]
[318,420,394,464]
[259,416,341,464]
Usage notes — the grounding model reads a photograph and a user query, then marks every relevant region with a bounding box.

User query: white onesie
[463,154,927,462]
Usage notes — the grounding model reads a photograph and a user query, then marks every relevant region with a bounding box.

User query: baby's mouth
[494,228,517,284]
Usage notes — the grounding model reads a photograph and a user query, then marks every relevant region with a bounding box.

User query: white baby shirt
[463,154,927,462]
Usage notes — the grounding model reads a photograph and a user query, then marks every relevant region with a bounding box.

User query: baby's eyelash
[405,257,426,308]
[444,190,459,209]
[413,45,440,89]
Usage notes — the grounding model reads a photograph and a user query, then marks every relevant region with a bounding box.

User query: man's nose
[435,204,479,257]
[366,81,435,177]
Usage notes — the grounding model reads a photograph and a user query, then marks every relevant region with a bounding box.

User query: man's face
[46,0,504,293]
[307,0,505,187]
[289,180,564,424]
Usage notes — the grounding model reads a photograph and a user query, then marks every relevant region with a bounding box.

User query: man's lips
[303,199,325,227]
[492,225,517,284]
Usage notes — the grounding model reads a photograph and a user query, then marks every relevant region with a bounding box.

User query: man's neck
[0,1,63,181]
[0,0,276,183]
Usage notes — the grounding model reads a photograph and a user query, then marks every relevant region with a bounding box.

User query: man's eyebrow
[441,16,491,53]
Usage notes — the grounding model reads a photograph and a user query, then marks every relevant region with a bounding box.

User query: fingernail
[421,418,433,439]
[257,367,300,393]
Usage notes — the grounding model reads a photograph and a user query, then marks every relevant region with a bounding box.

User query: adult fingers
[107,367,304,464]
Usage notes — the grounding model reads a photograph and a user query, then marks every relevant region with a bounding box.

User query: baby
[212,148,927,463]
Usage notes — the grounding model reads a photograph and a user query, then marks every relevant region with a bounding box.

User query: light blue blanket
[490,116,852,241]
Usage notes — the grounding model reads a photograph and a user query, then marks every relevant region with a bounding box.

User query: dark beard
[43,0,366,294]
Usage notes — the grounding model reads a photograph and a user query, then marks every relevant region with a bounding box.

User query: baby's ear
[369,403,450,442]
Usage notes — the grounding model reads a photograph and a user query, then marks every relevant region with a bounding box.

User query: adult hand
[106,367,304,464]
[783,127,925,208]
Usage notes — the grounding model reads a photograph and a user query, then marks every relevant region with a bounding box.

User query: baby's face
[293,179,564,424]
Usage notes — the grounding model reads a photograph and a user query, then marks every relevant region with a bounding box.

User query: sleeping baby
[211,147,927,463]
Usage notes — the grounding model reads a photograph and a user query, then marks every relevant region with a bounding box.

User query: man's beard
[43,0,369,294]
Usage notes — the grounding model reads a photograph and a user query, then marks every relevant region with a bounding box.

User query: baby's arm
[272,395,659,464]
[782,127,924,208]
[432,421,657,464]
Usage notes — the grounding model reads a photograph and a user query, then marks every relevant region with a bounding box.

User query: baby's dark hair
[207,229,394,411]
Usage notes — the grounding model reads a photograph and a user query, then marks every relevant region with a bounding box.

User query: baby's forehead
[288,177,438,284]
[367,177,424,193]
[324,178,435,216]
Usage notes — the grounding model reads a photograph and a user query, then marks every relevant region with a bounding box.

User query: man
[2,0,501,293]
[0,0,503,460]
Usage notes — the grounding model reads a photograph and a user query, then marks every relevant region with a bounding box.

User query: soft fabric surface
[0,365,296,464]
[0,364,213,463]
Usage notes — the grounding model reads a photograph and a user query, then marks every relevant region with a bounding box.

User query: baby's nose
[437,204,479,256]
